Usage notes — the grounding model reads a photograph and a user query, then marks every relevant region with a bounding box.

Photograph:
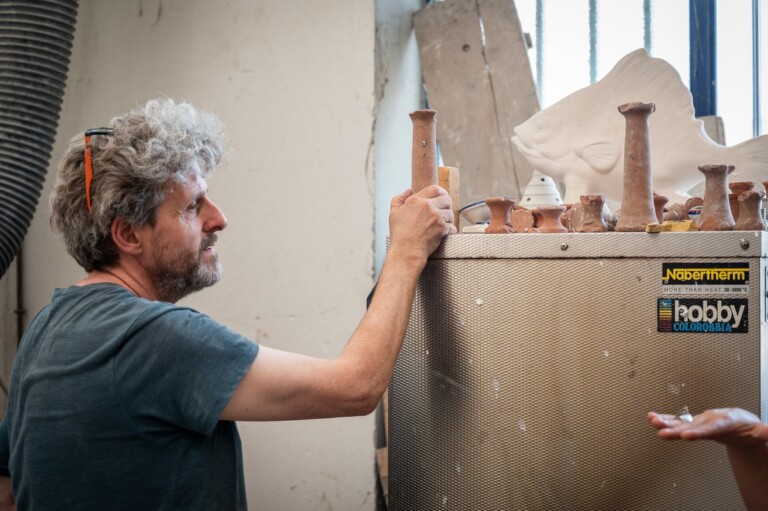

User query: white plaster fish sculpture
[511,49,768,208]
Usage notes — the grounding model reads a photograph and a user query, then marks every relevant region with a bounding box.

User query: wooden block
[645,220,698,233]
[439,166,461,229]
[414,0,539,205]
[377,389,389,506]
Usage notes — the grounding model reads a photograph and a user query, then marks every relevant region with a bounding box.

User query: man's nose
[204,198,228,232]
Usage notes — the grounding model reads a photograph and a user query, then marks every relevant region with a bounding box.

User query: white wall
[0,0,422,509]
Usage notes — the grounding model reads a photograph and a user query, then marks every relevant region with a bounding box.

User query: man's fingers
[413,184,448,199]
[392,188,413,209]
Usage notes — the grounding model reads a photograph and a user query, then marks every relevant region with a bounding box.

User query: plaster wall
[0,0,422,509]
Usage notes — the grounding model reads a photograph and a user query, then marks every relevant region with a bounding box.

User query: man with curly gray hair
[0,98,456,510]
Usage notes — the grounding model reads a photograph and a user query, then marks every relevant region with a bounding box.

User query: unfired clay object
[735,190,765,231]
[536,205,568,233]
[667,203,688,221]
[410,109,438,193]
[484,197,516,234]
[577,195,609,232]
[511,49,768,208]
[728,181,754,221]
[698,165,735,231]
[615,102,658,232]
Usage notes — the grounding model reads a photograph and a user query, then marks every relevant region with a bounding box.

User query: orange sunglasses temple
[83,128,113,212]
[84,134,94,211]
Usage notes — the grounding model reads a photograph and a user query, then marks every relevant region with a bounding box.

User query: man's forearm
[340,248,424,399]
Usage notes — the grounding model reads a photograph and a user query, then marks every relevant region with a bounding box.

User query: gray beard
[152,257,222,303]
[150,234,222,303]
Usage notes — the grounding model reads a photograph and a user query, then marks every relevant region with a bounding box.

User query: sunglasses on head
[83,127,114,211]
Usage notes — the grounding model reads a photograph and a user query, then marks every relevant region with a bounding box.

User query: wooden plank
[414,0,539,206]
[376,389,389,507]
[438,165,461,228]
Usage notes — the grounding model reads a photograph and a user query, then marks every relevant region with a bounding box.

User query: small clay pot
[566,203,583,232]
[663,205,684,221]
[698,164,735,231]
[735,191,765,231]
[510,207,536,233]
[728,181,755,221]
[577,195,609,232]
[484,197,516,234]
[535,205,568,233]
[561,204,575,231]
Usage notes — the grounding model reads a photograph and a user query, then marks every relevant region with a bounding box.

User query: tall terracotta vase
[484,197,516,234]
[409,109,438,193]
[615,102,658,231]
[698,164,735,231]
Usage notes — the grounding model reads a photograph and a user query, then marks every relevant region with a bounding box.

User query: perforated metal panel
[390,232,766,511]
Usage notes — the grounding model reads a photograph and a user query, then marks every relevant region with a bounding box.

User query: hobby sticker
[661,262,749,294]
[658,298,748,333]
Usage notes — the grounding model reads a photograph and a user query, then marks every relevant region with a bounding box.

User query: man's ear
[111,217,143,256]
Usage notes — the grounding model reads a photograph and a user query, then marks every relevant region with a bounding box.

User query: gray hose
[0,0,78,279]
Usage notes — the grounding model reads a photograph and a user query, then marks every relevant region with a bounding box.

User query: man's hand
[648,408,768,446]
[387,185,456,268]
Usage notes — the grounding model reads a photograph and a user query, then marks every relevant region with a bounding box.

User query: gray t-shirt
[0,284,259,510]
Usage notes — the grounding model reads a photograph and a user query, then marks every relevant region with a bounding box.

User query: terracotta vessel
[653,193,668,223]
[728,181,754,221]
[615,102,658,231]
[409,109,438,193]
[735,191,765,231]
[697,164,735,231]
[564,203,581,232]
[536,205,568,233]
[484,197,516,234]
[577,195,609,232]
[510,207,536,233]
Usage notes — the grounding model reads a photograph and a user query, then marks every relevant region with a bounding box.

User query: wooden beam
[414,0,540,206]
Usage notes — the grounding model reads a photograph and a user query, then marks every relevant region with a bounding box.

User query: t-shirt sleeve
[113,307,258,436]
[0,417,9,477]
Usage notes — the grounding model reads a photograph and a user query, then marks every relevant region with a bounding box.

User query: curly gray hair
[50,98,225,272]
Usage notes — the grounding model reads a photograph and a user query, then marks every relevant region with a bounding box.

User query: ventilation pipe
[0,0,79,280]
